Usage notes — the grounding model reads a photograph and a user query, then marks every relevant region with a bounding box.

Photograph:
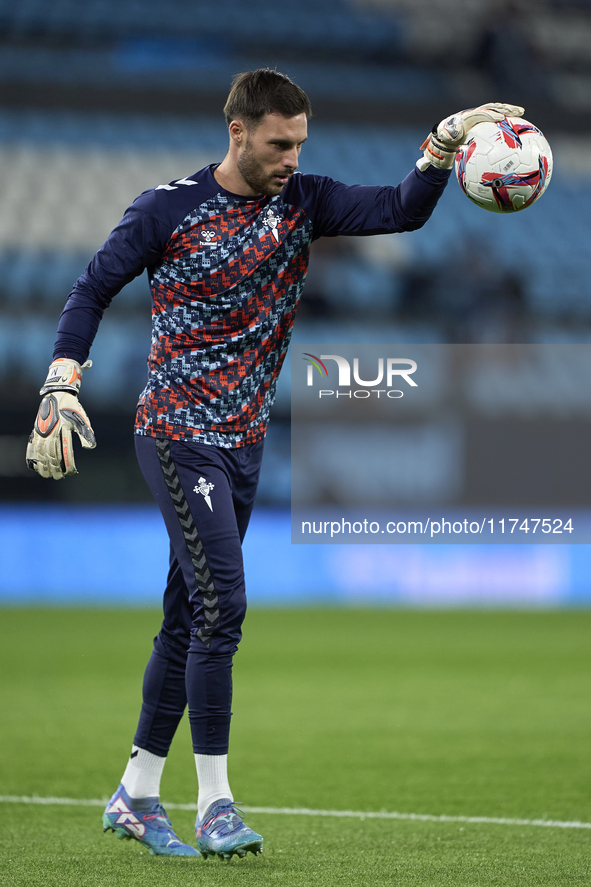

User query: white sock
[121,745,166,799]
[195,754,233,820]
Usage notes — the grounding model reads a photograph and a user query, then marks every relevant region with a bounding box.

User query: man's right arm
[26,194,170,479]
[54,201,169,364]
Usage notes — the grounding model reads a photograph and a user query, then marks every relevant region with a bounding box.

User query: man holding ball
[26,68,522,859]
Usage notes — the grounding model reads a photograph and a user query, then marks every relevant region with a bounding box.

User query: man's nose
[283,147,299,170]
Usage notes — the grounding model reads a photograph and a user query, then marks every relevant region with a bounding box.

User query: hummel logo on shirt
[200,229,218,243]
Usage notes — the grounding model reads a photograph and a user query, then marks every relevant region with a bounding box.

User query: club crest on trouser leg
[194,477,215,511]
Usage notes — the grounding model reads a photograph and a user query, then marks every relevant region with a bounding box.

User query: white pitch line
[0,795,589,831]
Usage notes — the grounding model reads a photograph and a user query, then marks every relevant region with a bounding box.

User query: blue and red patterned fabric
[54,163,450,446]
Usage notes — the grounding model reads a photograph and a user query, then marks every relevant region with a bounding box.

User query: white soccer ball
[454,117,553,213]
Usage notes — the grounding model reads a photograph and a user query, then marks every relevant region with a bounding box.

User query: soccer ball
[454,117,552,213]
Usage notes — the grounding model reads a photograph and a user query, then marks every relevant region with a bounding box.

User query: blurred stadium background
[2,0,591,606]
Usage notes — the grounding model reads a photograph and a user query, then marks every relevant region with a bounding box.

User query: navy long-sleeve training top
[54,162,450,447]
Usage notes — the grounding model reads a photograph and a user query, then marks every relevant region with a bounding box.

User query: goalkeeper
[26,70,522,859]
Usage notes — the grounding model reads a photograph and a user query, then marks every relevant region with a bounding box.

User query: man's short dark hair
[224,68,312,128]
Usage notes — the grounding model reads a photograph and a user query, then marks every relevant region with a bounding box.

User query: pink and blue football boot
[195,798,263,859]
[103,784,199,857]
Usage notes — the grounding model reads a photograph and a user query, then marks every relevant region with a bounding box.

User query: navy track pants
[132,434,264,756]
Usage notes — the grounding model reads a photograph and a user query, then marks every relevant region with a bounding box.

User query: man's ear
[228,120,246,146]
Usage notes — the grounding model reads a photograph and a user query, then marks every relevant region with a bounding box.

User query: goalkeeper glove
[417,102,525,170]
[26,358,96,480]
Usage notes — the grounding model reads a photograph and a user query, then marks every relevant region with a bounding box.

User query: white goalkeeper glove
[26,358,96,480]
[417,102,525,170]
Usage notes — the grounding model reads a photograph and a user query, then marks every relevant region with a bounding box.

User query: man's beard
[237,144,289,197]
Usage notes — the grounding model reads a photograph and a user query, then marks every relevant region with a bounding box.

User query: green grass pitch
[1,606,590,886]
